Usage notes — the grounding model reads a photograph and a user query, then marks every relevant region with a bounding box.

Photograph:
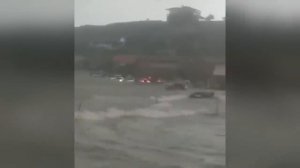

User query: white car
[110,75,124,82]
[117,77,125,82]
[123,75,135,82]
[110,74,122,79]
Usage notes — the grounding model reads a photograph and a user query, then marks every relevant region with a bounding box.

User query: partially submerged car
[189,91,215,99]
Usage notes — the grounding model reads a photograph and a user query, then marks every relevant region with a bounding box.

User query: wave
[75,102,208,121]
[75,94,212,120]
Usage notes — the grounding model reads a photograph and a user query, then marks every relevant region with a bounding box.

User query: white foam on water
[75,94,211,121]
[75,102,207,121]
[157,94,187,102]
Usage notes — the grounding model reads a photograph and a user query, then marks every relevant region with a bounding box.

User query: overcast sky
[75,0,225,27]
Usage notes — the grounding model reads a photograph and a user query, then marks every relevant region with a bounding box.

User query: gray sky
[75,0,225,27]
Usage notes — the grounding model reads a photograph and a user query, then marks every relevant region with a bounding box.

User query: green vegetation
[75,6,225,79]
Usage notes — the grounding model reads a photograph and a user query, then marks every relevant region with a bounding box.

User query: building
[112,55,223,83]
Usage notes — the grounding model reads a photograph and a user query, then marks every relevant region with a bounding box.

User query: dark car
[165,83,187,90]
[189,91,215,99]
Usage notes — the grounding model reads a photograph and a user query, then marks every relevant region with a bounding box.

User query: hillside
[75,20,225,62]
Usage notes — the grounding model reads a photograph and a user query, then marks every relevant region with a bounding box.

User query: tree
[166,6,206,57]
[205,14,215,21]
[166,6,204,26]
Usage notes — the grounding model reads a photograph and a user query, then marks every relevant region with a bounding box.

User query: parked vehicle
[137,77,151,84]
[124,75,135,83]
[110,74,122,79]
[110,75,124,82]
[116,76,125,82]
[137,76,165,84]
[189,91,215,99]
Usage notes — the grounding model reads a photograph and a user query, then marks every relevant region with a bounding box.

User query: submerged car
[189,91,215,99]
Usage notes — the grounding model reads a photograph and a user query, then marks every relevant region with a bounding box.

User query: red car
[137,76,164,84]
[138,77,151,84]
